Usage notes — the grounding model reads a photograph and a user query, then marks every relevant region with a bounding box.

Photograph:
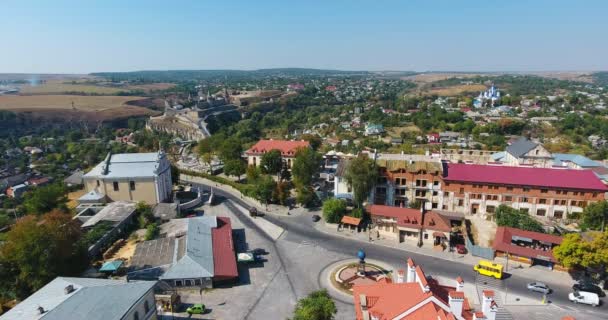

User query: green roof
[99,260,124,272]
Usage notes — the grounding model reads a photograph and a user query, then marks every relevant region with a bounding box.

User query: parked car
[249,207,258,217]
[312,214,321,222]
[455,244,467,254]
[186,304,206,314]
[573,282,605,297]
[568,291,600,307]
[527,282,551,294]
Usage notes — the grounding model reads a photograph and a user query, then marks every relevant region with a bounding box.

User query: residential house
[502,137,553,167]
[128,216,238,289]
[365,124,384,136]
[352,258,492,320]
[439,131,462,145]
[493,227,563,270]
[81,151,172,205]
[426,133,440,144]
[245,139,310,169]
[0,277,157,320]
[6,183,27,198]
[441,163,608,219]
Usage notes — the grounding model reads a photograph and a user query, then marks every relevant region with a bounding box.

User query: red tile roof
[493,227,563,263]
[423,211,452,232]
[245,139,310,157]
[443,163,608,191]
[369,205,422,229]
[211,217,238,279]
[341,215,361,226]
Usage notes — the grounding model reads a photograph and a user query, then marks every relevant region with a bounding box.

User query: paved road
[189,181,606,318]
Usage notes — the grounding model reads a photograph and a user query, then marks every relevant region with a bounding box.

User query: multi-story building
[245,139,310,168]
[441,163,608,219]
[81,151,172,205]
[371,153,444,209]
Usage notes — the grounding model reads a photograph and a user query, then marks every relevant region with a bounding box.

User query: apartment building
[441,163,608,219]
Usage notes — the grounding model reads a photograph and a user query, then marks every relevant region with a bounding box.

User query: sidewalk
[313,221,575,288]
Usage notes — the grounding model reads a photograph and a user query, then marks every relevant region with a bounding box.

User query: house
[128,216,238,289]
[439,131,462,144]
[364,124,384,136]
[0,277,157,320]
[333,160,353,200]
[503,137,553,167]
[441,163,608,218]
[6,184,27,198]
[245,139,310,168]
[552,153,602,169]
[368,205,460,248]
[81,151,172,205]
[352,258,492,320]
[27,176,51,187]
[63,169,84,187]
[426,133,440,144]
[493,227,563,270]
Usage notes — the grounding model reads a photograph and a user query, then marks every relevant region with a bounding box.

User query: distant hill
[90,68,376,82]
[592,71,608,86]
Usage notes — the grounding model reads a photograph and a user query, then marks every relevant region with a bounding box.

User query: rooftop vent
[64,284,75,295]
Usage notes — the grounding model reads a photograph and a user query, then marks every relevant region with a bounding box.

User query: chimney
[482,290,497,320]
[64,285,75,295]
[448,291,464,317]
[37,306,45,315]
[359,294,367,311]
[456,276,464,292]
[396,269,405,283]
[406,258,416,283]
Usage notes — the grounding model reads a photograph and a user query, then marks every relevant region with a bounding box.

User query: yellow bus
[473,260,503,279]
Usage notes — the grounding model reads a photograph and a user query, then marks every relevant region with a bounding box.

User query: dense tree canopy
[344,155,378,207]
[260,149,283,177]
[553,231,608,272]
[495,205,544,233]
[291,290,337,320]
[580,201,608,231]
[322,198,347,223]
[22,183,68,215]
[292,148,322,187]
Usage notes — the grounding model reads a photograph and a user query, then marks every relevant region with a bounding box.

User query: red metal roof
[493,227,563,263]
[245,139,310,157]
[443,163,608,191]
[211,217,238,279]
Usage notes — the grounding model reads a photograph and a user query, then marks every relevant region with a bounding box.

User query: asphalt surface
[188,181,606,317]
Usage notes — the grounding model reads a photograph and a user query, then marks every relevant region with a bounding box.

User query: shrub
[322,198,347,224]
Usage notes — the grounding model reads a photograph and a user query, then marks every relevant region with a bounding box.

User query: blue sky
[1,0,607,73]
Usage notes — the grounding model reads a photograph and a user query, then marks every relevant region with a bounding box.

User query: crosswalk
[475,274,513,320]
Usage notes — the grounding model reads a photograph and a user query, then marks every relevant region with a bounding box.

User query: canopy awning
[99,260,123,272]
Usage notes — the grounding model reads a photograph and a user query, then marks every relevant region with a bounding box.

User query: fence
[465,237,495,260]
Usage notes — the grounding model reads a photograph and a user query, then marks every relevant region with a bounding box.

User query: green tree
[224,159,247,181]
[292,147,322,186]
[344,155,377,207]
[260,149,283,178]
[273,181,290,205]
[581,201,608,231]
[291,290,337,320]
[553,231,608,271]
[495,205,544,233]
[0,210,87,299]
[350,207,364,219]
[295,184,316,207]
[301,134,322,150]
[246,165,262,183]
[322,198,347,223]
[145,223,159,240]
[136,202,154,228]
[22,183,67,215]
[252,175,276,205]
[219,138,243,162]
[201,152,214,173]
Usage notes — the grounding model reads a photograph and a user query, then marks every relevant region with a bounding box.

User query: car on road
[186,304,206,314]
[249,207,258,217]
[312,214,321,222]
[527,282,551,294]
[572,282,605,297]
[455,244,467,254]
[568,291,600,307]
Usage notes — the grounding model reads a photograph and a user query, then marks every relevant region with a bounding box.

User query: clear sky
[1,0,607,74]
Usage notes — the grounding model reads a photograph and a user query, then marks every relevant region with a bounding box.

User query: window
[133,311,139,320]
[520,208,529,214]
[504,195,513,202]
[573,191,579,196]
[593,192,598,197]
[395,188,406,196]
[185,279,194,287]
[523,187,530,192]
[487,205,496,213]
[536,209,546,216]
[507,186,513,191]
[432,191,438,196]
[144,301,150,314]
[458,199,464,206]
[554,211,564,219]
[96,180,100,187]
[539,198,547,204]
[541,189,548,194]
[194,279,202,286]
[175,280,183,287]
[432,202,438,209]
[129,181,136,191]
[113,181,119,191]
[424,233,428,240]
[459,188,464,194]
[433,181,439,186]
[520,197,528,203]
[443,192,449,197]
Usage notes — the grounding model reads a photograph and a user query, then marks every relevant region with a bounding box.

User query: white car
[569,291,600,307]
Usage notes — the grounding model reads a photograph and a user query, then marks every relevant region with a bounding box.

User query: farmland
[0,95,149,111]
[422,84,487,96]
[17,80,175,95]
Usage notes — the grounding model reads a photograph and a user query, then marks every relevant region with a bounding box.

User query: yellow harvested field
[425,84,487,96]
[18,80,175,94]
[387,125,421,136]
[402,73,487,83]
[0,95,148,111]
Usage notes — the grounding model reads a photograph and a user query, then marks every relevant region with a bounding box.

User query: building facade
[245,139,310,168]
[81,151,172,205]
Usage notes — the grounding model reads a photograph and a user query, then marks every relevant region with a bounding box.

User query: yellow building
[80,151,172,205]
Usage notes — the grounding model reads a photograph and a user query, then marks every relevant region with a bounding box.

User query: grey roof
[81,201,136,228]
[77,190,106,202]
[83,151,167,179]
[63,170,84,185]
[0,277,156,320]
[491,151,506,161]
[506,137,538,158]
[153,203,179,220]
[159,216,217,280]
[552,153,601,168]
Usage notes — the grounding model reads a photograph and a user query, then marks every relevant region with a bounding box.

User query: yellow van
[473,260,503,279]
